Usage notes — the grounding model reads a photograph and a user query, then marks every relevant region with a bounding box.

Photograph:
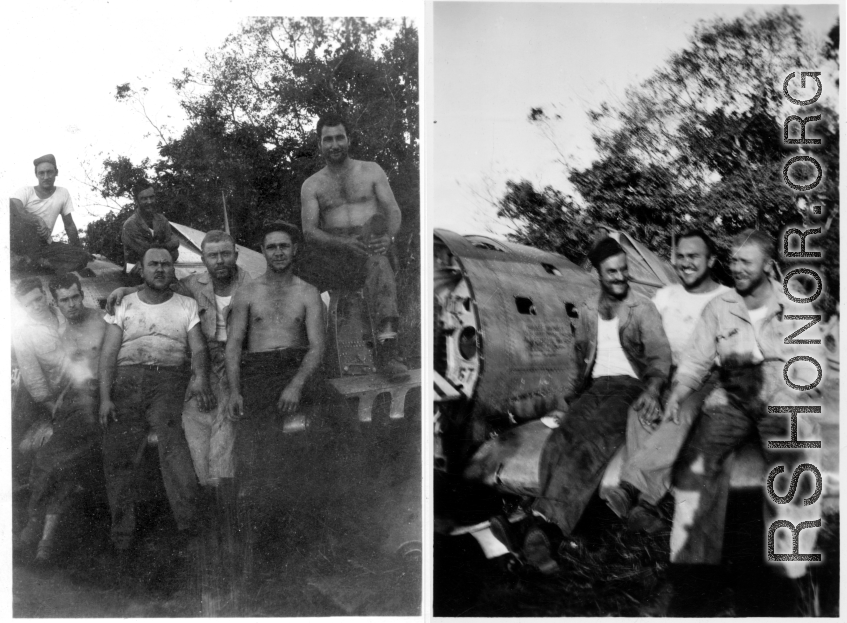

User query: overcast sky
[431,2,840,236]
[2,0,419,233]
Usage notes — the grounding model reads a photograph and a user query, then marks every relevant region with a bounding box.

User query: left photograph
[7,14,421,617]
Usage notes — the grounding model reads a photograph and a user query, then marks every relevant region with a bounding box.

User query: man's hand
[105,287,136,314]
[631,389,662,432]
[345,237,369,258]
[366,234,391,256]
[99,400,117,427]
[36,217,51,241]
[662,389,684,425]
[187,376,216,412]
[277,382,303,415]
[226,392,244,421]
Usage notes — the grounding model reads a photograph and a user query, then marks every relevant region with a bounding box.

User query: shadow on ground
[13,412,421,618]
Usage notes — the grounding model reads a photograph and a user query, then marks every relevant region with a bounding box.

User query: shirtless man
[14,274,106,562]
[10,154,90,274]
[224,221,325,549]
[300,113,407,378]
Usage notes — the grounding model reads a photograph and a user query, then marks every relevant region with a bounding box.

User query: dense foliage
[498,10,839,313]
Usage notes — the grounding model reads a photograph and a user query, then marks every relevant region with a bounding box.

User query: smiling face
[35,162,58,192]
[202,240,238,282]
[319,124,349,165]
[261,231,297,274]
[597,252,630,300]
[55,283,85,323]
[674,235,715,290]
[142,248,175,291]
[729,242,769,296]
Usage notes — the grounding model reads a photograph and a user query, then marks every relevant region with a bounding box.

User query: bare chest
[250,295,306,328]
[316,171,375,211]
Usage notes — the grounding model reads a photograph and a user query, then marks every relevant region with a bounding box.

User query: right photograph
[431,2,840,617]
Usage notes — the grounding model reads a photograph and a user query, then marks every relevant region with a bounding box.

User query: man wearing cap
[491,236,672,574]
[10,154,90,274]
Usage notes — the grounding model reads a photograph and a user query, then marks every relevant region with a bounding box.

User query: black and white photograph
[5,4,421,617]
[432,2,840,616]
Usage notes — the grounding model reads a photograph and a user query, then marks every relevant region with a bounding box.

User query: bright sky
[2,0,420,233]
[431,2,840,236]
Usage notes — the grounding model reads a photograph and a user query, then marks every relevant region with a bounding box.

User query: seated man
[300,113,408,378]
[602,229,729,533]
[13,275,106,562]
[99,246,213,551]
[121,181,180,284]
[224,222,325,552]
[10,154,90,274]
[490,237,671,574]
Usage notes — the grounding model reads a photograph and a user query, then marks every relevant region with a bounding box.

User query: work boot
[522,520,563,576]
[375,338,410,380]
[604,481,639,519]
[35,514,61,563]
[626,501,667,534]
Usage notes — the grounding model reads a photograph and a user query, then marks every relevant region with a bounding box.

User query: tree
[499,8,839,312]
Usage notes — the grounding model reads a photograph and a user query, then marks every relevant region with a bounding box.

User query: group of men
[11,113,409,567]
[490,228,830,613]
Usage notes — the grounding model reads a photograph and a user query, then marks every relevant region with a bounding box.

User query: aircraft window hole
[462,298,471,311]
[515,297,537,315]
[458,327,478,359]
[565,303,578,318]
[542,263,562,276]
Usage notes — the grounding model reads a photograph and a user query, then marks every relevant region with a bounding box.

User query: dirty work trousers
[182,342,234,486]
[614,373,717,505]
[27,382,101,520]
[324,226,399,327]
[103,365,198,548]
[533,376,643,535]
[10,210,89,274]
[670,362,821,578]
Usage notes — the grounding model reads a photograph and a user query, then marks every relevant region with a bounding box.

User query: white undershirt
[214,294,232,342]
[592,315,639,379]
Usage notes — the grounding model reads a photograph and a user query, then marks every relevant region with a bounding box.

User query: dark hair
[201,230,236,252]
[142,244,175,266]
[678,228,717,257]
[15,277,44,299]
[587,237,625,268]
[730,228,775,260]
[48,273,82,299]
[132,179,155,201]
[316,113,350,140]
[260,221,302,247]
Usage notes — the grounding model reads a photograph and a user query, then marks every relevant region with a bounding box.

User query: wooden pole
[221,191,230,234]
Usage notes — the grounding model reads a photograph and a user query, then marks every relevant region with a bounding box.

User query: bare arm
[61,213,82,246]
[11,198,50,239]
[14,338,53,404]
[98,324,123,426]
[277,286,326,413]
[372,164,402,239]
[187,324,214,412]
[224,287,251,419]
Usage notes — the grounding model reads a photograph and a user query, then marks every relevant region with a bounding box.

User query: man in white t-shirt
[603,229,730,532]
[99,246,214,552]
[491,237,672,574]
[10,154,90,273]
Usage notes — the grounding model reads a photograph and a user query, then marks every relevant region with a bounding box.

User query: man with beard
[99,246,213,552]
[601,230,729,533]
[664,230,821,614]
[224,222,325,558]
[490,237,672,574]
[10,154,90,273]
[300,113,407,378]
[121,181,180,283]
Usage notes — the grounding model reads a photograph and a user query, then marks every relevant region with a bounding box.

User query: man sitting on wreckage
[660,229,823,614]
[13,275,106,563]
[489,236,672,574]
